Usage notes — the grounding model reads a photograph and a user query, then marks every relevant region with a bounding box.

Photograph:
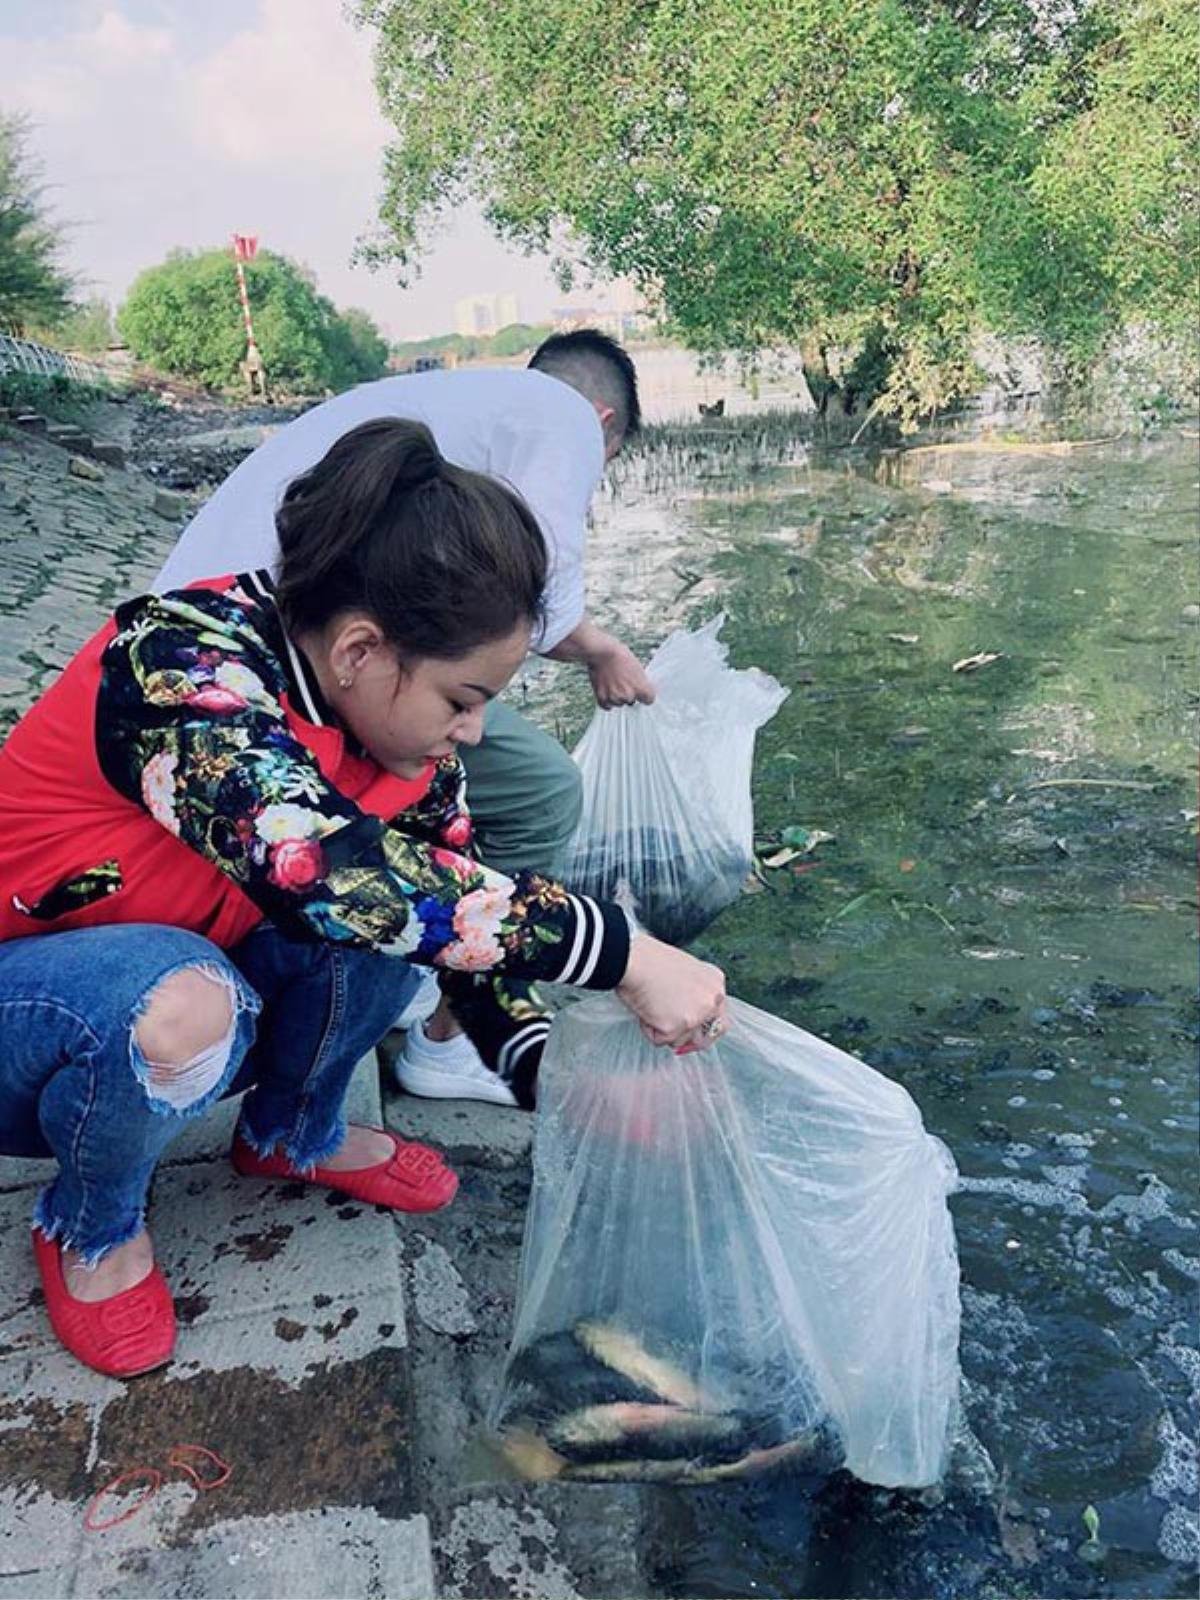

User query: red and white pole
[231,233,266,394]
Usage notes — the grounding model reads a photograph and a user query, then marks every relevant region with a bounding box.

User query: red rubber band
[166,1443,232,1490]
[83,1466,161,1532]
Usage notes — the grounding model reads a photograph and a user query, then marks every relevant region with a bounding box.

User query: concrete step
[88,440,127,469]
[0,1058,432,1598]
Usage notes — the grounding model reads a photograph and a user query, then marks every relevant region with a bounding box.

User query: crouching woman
[0,418,727,1378]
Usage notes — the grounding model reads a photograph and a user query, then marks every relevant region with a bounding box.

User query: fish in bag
[564,615,787,944]
[489,993,962,1489]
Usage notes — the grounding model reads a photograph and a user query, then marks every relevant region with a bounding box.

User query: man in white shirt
[155,330,654,1106]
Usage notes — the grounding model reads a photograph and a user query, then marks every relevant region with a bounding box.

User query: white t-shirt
[153,367,604,652]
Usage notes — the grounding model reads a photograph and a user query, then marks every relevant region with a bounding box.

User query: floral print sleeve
[96,587,629,990]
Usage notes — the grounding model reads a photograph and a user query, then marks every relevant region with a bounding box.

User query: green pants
[459,700,583,880]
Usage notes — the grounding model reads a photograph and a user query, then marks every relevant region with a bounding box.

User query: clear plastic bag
[564,615,788,944]
[490,994,962,1489]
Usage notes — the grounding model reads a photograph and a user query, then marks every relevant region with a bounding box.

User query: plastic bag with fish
[489,995,962,1489]
[563,615,787,944]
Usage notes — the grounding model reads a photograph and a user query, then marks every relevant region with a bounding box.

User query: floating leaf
[919,901,956,932]
[781,825,836,852]
[822,888,881,929]
[761,846,804,869]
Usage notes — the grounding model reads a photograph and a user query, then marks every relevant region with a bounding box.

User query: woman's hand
[614,934,729,1052]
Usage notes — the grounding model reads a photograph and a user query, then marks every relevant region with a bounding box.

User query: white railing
[0,334,109,390]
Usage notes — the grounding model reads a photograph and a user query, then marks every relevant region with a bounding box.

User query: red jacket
[0,576,433,948]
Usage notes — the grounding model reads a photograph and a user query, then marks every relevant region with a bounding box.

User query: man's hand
[587,637,655,709]
[543,616,656,709]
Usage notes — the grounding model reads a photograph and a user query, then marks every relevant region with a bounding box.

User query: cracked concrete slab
[0,1056,417,1597]
[87,1347,419,1542]
[439,1497,583,1599]
[168,1289,406,1385]
[409,1240,477,1337]
[0,1565,74,1598]
[73,1504,434,1599]
[0,1485,86,1587]
[148,1159,404,1324]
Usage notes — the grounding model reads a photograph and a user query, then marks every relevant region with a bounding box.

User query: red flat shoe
[231,1128,458,1213]
[32,1230,175,1379]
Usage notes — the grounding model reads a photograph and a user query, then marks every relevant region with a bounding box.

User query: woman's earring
[338,675,353,690]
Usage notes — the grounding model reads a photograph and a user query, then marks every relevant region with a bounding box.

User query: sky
[0,0,586,340]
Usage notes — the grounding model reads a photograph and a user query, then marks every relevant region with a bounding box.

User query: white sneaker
[394,970,442,1031]
[393,1017,520,1108]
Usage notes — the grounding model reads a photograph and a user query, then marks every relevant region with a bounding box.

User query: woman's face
[312,616,532,779]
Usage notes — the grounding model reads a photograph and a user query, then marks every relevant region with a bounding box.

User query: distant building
[556,286,659,339]
[454,293,521,338]
[550,306,600,331]
[387,352,451,376]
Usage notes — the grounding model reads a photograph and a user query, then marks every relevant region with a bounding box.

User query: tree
[53,297,116,356]
[1012,0,1198,352]
[118,248,382,393]
[332,305,391,380]
[490,321,554,358]
[354,0,1197,424]
[0,112,74,334]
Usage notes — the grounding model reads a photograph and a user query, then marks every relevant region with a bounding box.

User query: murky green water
[521,427,1199,1598]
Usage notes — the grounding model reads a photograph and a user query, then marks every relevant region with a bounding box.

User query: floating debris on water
[952,651,1004,673]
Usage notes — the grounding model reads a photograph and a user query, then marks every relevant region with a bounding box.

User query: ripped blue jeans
[0,922,421,1263]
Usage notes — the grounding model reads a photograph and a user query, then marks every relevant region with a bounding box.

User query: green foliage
[1023,0,1198,348]
[46,296,116,356]
[333,306,391,380]
[391,321,555,366]
[489,321,554,357]
[0,369,106,425]
[391,330,474,365]
[0,112,75,334]
[355,0,1198,425]
[117,248,386,393]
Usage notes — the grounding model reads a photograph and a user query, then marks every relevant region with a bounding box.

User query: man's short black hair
[528,328,642,439]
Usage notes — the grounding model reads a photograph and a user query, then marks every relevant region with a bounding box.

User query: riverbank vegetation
[0,113,75,336]
[117,249,390,393]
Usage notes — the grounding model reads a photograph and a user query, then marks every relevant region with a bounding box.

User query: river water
[516,422,1198,1598]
